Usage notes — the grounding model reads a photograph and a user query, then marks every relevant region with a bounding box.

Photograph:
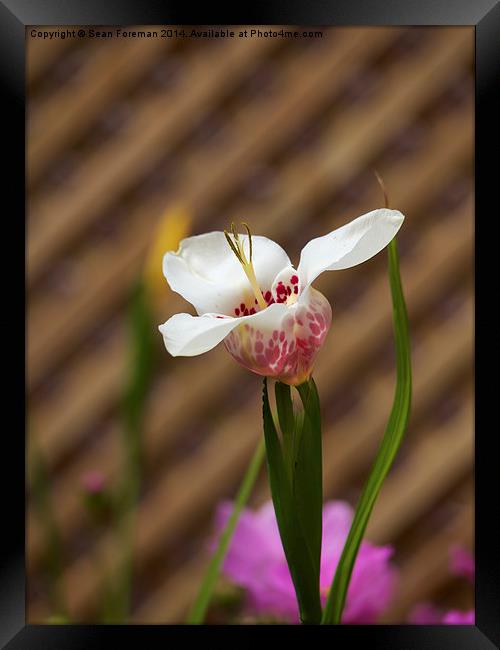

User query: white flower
[159,209,404,385]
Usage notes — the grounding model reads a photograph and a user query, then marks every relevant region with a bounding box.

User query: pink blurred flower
[442,610,475,625]
[449,545,475,583]
[409,546,475,625]
[215,500,398,623]
[81,470,106,494]
[408,603,444,624]
[409,604,474,625]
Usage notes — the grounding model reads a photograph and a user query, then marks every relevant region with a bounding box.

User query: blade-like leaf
[28,434,67,618]
[115,280,156,621]
[122,281,156,444]
[187,438,266,624]
[275,382,295,438]
[263,379,322,624]
[322,237,412,624]
[295,379,323,586]
[275,382,295,474]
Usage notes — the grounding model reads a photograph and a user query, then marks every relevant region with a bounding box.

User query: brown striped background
[27,26,474,623]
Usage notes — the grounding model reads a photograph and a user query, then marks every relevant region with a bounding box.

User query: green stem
[322,237,412,624]
[187,438,266,624]
[113,280,155,622]
[113,438,141,621]
[28,434,68,619]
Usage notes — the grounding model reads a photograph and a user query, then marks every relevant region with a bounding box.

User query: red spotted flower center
[224,223,303,317]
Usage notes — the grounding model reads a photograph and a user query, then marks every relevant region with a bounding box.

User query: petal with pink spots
[271,266,302,304]
[224,286,332,385]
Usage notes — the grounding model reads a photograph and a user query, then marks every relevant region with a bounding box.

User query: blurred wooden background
[27,26,474,623]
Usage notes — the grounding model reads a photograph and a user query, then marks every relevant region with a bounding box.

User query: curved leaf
[187,438,265,623]
[322,237,412,624]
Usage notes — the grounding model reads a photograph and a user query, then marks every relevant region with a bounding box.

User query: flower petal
[342,543,397,623]
[216,500,398,625]
[215,503,274,585]
[163,231,290,315]
[224,287,331,385]
[297,209,404,287]
[322,501,353,548]
[271,266,301,304]
[159,313,240,357]
[441,610,475,625]
[408,603,445,625]
[449,545,475,583]
[159,303,289,357]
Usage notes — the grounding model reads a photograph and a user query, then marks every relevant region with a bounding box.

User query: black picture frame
[3,0,498,647]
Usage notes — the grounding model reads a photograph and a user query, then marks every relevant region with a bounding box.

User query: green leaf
[118,279,156,515]
[114,280,157,622]
[263,378,322,624]
[322,237,412,624]
[275,382,294,441]
[122,280,156,443]
[187,438,266,624]
[28,434,68,619]
[295,378,323,586]
[275,382,295,474]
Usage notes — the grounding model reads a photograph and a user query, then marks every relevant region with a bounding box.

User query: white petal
[297,209,404,287]
[163,231,290,316]
[159,303,288,357]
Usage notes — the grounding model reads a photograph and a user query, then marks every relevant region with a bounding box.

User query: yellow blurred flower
[143,204,191,304]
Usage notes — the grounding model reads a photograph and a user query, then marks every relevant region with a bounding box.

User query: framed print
[2,0,499,647]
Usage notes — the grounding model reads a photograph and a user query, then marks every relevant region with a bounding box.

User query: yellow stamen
[224,223,268,311]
